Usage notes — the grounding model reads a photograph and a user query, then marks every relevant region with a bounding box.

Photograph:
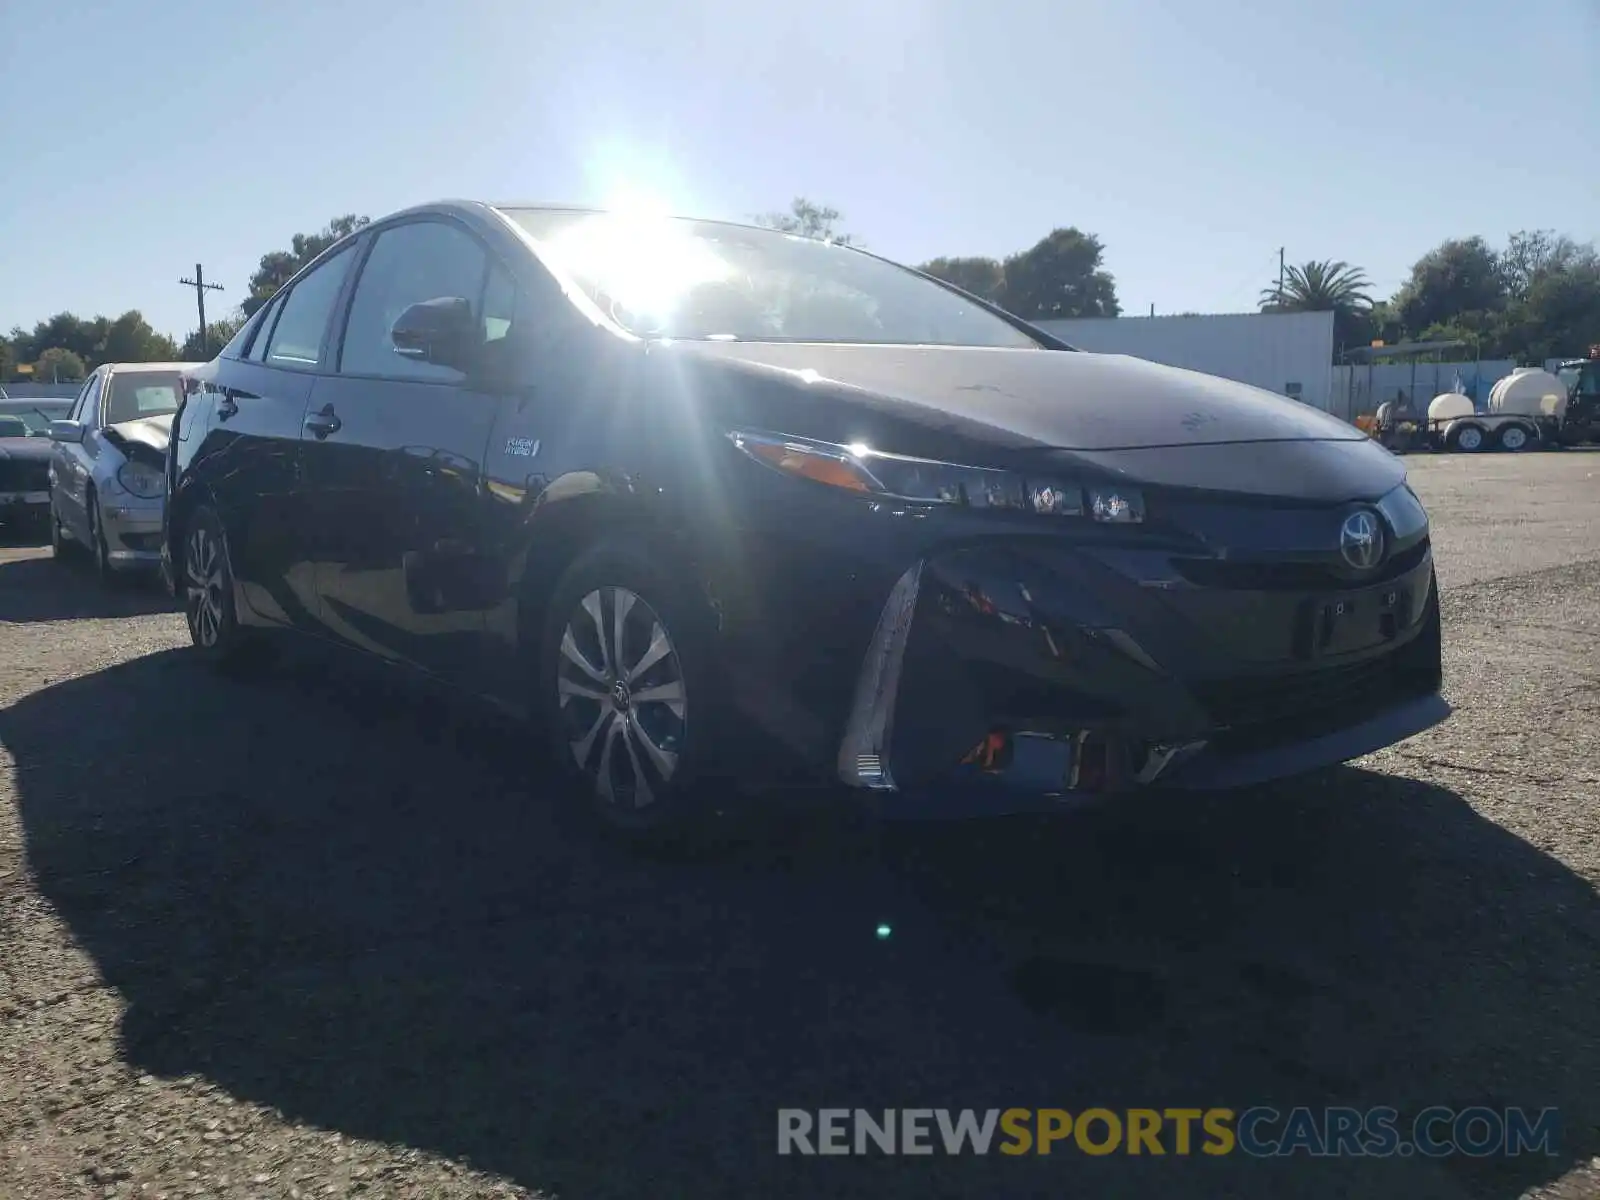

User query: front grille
[1193,646,1433,753]
[1171,537,1429,591]
[0,459,50,493]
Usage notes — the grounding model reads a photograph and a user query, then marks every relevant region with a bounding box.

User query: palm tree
[1260,259,1374,315]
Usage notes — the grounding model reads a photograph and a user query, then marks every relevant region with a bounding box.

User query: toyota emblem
[1339,510,1384,570]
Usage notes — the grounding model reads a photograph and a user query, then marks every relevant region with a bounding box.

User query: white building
[1033,311,1337,413]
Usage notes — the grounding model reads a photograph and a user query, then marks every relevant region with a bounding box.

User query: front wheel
[86,490,120,586]
[1446,423,1486,452]
[538,540,727,838]
[48,503,72,560]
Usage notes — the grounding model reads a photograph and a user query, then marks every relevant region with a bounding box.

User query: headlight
[116,462,166,499]
[1376,482,1427,539]
[729,430,1144,523]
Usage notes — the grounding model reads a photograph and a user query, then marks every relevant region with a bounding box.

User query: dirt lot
[2,451,1598,1200]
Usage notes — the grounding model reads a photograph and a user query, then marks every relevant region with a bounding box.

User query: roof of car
[484,201,813,238]
[103,361,204,374]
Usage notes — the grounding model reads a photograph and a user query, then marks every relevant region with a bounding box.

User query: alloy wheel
[556,587,687,809]
[1501,425,1527,451]
[185,524,226,648]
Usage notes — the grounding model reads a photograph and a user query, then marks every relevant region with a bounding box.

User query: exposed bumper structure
[834,536,1448,817]
[99,499,165,567]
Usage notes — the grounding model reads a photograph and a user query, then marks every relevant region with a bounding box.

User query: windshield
[0,405,65,435]
[103,372,182,425]
[503,208,1043,349]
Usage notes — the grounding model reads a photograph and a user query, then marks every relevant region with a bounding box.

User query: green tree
[1498,248,1600,362]
[1393,237,1506,336]
[100,310,179,363]
[1261,260,1373,312]
[179,317,244,361]
[995,228,1120,320]
[242,214,371,317]
[1341,299,1405,351]
[1498,230,1585,302]
[32,347,87,383]
[8,310,178,370]
[918,256,1004,303]
[1260,259,1374,348]
[754,197,856,245]
[10,313,101,367]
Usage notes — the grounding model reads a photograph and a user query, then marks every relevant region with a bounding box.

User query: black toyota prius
[166,200,1447,831]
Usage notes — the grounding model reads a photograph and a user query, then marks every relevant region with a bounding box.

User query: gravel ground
[1,450,1598,1200]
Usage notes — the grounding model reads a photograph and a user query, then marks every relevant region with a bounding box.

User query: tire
[179,504,261,672]
[1445,423,1486,452]
[86,489,121,587]
[1496,423,1532,452]
[48,503,72,560]
[537,538,727,838]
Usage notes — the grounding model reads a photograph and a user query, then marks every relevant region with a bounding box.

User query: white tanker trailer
[1373,368,1569,453]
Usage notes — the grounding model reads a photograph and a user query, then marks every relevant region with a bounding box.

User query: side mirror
[49,420,85,444]
[390,296,476,373]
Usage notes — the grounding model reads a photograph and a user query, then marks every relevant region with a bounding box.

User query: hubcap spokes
[184,527,226,647]
[557,587,686,808]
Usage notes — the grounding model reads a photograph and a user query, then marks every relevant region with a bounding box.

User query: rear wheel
[538,539,727,838]
[181,505,261,671]
[1496,423,1531,452]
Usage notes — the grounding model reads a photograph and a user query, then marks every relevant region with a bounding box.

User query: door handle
[304,404,342,438]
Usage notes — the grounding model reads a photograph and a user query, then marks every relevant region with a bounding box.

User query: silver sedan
[48,362,198,581]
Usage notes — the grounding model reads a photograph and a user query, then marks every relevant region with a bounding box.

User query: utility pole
[1277,247,1286,304]
[178,264,225,358]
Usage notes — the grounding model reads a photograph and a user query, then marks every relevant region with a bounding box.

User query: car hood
[103,414,173,465]
[673,342,1363,452]
[0,436,53,462]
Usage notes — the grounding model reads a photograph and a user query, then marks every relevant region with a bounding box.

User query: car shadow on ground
[0,545,176,622]
[5,648,1598,1199]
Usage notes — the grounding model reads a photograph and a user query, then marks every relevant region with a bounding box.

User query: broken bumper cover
[835,540,1448,818]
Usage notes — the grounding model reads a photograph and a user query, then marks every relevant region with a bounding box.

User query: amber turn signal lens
[746,440,874,492]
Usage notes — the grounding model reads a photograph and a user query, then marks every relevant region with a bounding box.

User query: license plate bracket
[1301,585,1409,658]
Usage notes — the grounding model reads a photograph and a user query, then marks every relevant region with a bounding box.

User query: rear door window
[250,296,285,363]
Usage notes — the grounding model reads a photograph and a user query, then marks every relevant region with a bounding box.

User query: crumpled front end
[835,531,1447,818]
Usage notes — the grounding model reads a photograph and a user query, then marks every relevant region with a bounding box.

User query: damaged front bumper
[833,540,1449,819]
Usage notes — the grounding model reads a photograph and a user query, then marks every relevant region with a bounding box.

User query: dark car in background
[0,400,67,534]
[166,200,1448,833]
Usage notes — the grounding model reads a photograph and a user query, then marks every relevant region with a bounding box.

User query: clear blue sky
[3,0,1596,344]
